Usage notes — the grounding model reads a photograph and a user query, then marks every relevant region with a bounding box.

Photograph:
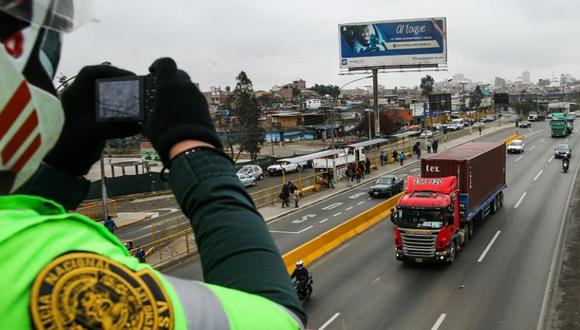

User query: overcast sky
[59,0,580,91]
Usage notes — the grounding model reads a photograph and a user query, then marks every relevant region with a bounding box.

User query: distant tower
[522,70,530,84]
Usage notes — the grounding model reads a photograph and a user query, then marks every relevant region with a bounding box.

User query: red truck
[391,141,506,264]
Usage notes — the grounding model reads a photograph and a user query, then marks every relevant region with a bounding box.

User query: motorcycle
[563,157,570,173]
[293,274,313,302]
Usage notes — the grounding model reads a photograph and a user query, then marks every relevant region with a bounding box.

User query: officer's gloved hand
[44,65,141,177]
[143,58,222,166]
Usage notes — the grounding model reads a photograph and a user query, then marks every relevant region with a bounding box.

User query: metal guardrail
[76,200,118,221]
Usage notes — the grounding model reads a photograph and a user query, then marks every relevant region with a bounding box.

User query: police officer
[0,1,305,329]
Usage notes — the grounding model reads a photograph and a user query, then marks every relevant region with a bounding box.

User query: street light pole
[372,69,379,138]
[336,74,373,144]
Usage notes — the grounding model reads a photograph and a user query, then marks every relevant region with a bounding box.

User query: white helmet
[296,260,304,269]
[0,0,95,193]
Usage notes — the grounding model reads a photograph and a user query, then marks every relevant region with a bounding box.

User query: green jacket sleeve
[14,163,90,210]
[168,148,307,325]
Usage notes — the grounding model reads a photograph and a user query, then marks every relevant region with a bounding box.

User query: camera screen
[96,77,144,121]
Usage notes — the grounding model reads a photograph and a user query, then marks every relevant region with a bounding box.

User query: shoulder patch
[30,252,173,329]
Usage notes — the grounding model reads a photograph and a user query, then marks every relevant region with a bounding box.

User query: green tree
[420,75,434,98]
[232,71,264,162]
[469,85,483,110]
[311,84,340,98]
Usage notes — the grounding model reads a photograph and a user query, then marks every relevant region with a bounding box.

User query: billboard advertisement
[339,17,447,70]
[428,93,452,114]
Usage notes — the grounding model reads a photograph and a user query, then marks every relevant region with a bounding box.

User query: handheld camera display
[95,75,156,122]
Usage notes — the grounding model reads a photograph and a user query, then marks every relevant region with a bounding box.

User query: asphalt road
[304,121,580,330]
[163,125,520,280]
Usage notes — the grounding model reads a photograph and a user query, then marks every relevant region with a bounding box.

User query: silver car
[238,164,264,180]
[237,173,257,188]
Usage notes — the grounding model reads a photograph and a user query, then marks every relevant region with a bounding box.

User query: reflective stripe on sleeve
[164,275,231,330]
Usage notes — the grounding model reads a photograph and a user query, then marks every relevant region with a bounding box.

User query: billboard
[494,93,509,105]
[428,93,452,114]
[339,17,447,70]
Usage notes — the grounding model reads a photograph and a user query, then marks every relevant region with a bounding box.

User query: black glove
[44,65,141,177]
[143,58,222,166]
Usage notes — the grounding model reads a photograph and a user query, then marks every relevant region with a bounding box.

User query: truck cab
[393,177,463,264]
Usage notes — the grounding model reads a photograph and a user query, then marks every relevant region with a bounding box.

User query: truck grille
[400,229,439,258]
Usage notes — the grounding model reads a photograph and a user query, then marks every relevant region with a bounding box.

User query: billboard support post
[373,69,379,138]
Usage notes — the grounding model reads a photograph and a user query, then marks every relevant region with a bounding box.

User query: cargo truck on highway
[551,112,571,137]
[391,141,507,264]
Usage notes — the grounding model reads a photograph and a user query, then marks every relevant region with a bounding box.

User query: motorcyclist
[562,154,570,172]
[291,260,312,298]
[0,1,305,329]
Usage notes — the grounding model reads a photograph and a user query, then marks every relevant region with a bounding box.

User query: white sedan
[507,140,525,154]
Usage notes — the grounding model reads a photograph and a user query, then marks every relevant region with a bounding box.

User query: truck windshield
[551,120,565,126]
[399,209,446,229]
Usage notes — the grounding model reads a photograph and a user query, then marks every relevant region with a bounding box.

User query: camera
[95,75,156,122]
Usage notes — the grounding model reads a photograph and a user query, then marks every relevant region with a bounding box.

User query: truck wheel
[498,192,504,208]
[468,221,474,238]
[461,225,469,247]
[446,241,457,265]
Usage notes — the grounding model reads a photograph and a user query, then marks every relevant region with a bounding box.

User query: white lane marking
[515,155,524,162]
[349,192,367,199]
[514,192,527,209]
[431,313,447,330]
[534,169,544,181]
[477,231,501,263]
[530,145,536,151]
[322,202,343,210]
[319,313,341,330]
[540,139,545,143]
[346,207,353,211]
[358,201,365,206]
[410,168,420,173]
[270,225,313,234]
[319,218,329,223]
[291,214,316,224]
[548,155,554,162]
[565,139,569,143]
[333,212,343,217]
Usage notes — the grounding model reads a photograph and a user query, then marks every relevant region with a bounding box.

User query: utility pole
[330,108,335,149]
[100,149,109,221]
[373,69,379,138]
[367,109,372,141]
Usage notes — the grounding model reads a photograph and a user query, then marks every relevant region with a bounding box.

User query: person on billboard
[346,24,387,54]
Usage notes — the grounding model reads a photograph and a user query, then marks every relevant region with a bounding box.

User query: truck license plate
[415,258,423,263]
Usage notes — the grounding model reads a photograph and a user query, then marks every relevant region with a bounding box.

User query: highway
[303,121,580,330]
[164,126,519,280]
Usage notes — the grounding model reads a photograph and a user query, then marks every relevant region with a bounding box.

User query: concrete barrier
[282,192,404,274]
